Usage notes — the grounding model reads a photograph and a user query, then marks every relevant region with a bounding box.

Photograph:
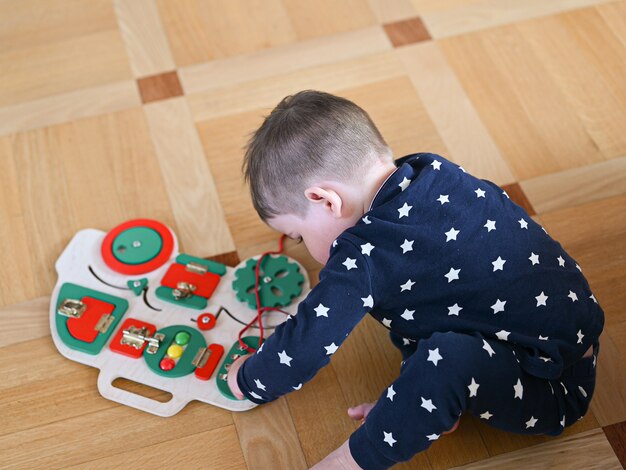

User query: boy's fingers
[347,402,376,420]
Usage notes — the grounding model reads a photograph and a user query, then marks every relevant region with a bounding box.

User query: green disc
[112,227,162,265]
[175,331,190,346]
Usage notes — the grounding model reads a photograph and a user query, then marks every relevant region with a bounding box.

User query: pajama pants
[349,331,598,469]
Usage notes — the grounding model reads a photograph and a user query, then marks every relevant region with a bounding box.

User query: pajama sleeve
[237,237,373,404]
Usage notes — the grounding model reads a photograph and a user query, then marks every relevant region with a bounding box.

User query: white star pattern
[529,252,540,265]
[535,291,548,307]
[400,239,414,253]
[431,160,442,170]
[577,330,584,344]
[254,379,266,391]
[398,203,412,218]
[382,318,392,328]
[491,299,506,314]
[400,279,416,291]
[492,256,506,272]
[399,177,411,191]
[518,218,528,229]
[402,338,411,346]
[342,258,357,270]
[292,383,302,390]
[578,386,588,398]
[484,220,496,232]
[514,379,524,400]
[278,350,292,367]
[525,416,538,429]
[421,397,437,413]
[445,227,460,242]
[361,243,374,256]
[445,267,460,283]
[558,256,565,267]
[437,194,450,205]
[401,309,415,320]
[314,304,329,317]
[590,294,597,303]
[447,303,463,316]
[482,340,496,357]
[468,377,480,397]
[539,335,549,341]
[383,431,396,447]
[362,216,371,224]
[496,330,510,341]
[257,342,264,353]
[427,433,440,441]
[332,239,337,248]
[475,188,486,198]
[362,295,373,308]
[576,264,582,272]
[503,190,510,199]
[480,411,493,420]
[427,348,443,366]
[387,385,396,401]
[560,416,566,428]
[568,291,578,302]
[324,343,339,355]
[249,391,263,400]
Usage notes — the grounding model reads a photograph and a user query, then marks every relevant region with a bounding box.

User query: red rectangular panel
[160,263,221,299]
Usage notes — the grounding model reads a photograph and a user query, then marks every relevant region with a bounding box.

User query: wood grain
[0,296,49,347]
[143,97,235,256]
[112,0,176,77]
[367,0,417,23]
[137,71,184,103]
[384,16,432,47]
[449,428,621,469]
[397,41,515,185]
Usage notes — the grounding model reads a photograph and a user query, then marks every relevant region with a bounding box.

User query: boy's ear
[304,186,343,218]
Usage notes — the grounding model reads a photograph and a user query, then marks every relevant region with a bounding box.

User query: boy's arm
[235,238,373,404]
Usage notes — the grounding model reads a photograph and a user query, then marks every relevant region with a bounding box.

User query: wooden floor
[1,0,625,468]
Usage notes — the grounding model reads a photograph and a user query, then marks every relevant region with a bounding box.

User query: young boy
[227,91,604,469]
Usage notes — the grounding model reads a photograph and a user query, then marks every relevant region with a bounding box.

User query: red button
[160,357,176,371]
[197,313,216,331]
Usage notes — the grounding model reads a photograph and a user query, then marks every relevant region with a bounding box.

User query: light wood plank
[0,80,140,137]
[156,0,296,66]
[0,389,232,468]
[113,0,176,77]
[597,1,626,49]
[0,0,117,51]
[517,10,626,159]
[188,51,406,123]
[367,0,417,23]
[66,425,246,469]
[439,22,605,180]
[540,195,626,326]
[340,77,449,160]
[0,296,49,347]
[286,365,357,467]
[450,428,621,469]
[0,138,37,307]
[180,26,392,95]
[397,42,515,185]
[281,0,377,41]
[233,398,308,470]
[0,29,133,107]
[591,331,626,426]
[520,156,626,214]
[420,0,615,39]
[144,97,235,256]
[10,108,176,300]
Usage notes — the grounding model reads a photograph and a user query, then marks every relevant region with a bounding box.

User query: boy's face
[268,207,357,265]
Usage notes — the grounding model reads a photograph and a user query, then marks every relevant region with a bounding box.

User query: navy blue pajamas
[238,153,604,469]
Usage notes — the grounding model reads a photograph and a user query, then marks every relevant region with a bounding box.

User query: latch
[185,261,207,275]
[58,299,86,318]
[121,326,165,354]
[172,281,197,300]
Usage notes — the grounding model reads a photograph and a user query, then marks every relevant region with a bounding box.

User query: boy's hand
[347,401,376,426]
[227,354,250,400]
[310,439,361,470]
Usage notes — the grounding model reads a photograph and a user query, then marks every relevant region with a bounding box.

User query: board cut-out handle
[97,369,189,417]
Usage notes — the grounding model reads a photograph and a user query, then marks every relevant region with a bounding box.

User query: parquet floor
[1,1,625,468]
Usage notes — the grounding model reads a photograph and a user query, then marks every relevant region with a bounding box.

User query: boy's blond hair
[243,90,392,221]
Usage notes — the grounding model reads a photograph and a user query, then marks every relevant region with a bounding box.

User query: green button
[112,227,163,265]
[175,331,190,346]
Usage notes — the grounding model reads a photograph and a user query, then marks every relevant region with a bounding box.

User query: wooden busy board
[49,219,309,417]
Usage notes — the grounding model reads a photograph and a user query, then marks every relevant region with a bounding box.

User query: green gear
[232,255,304,310]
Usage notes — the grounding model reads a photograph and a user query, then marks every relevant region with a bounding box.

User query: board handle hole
[112,378,173,403]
